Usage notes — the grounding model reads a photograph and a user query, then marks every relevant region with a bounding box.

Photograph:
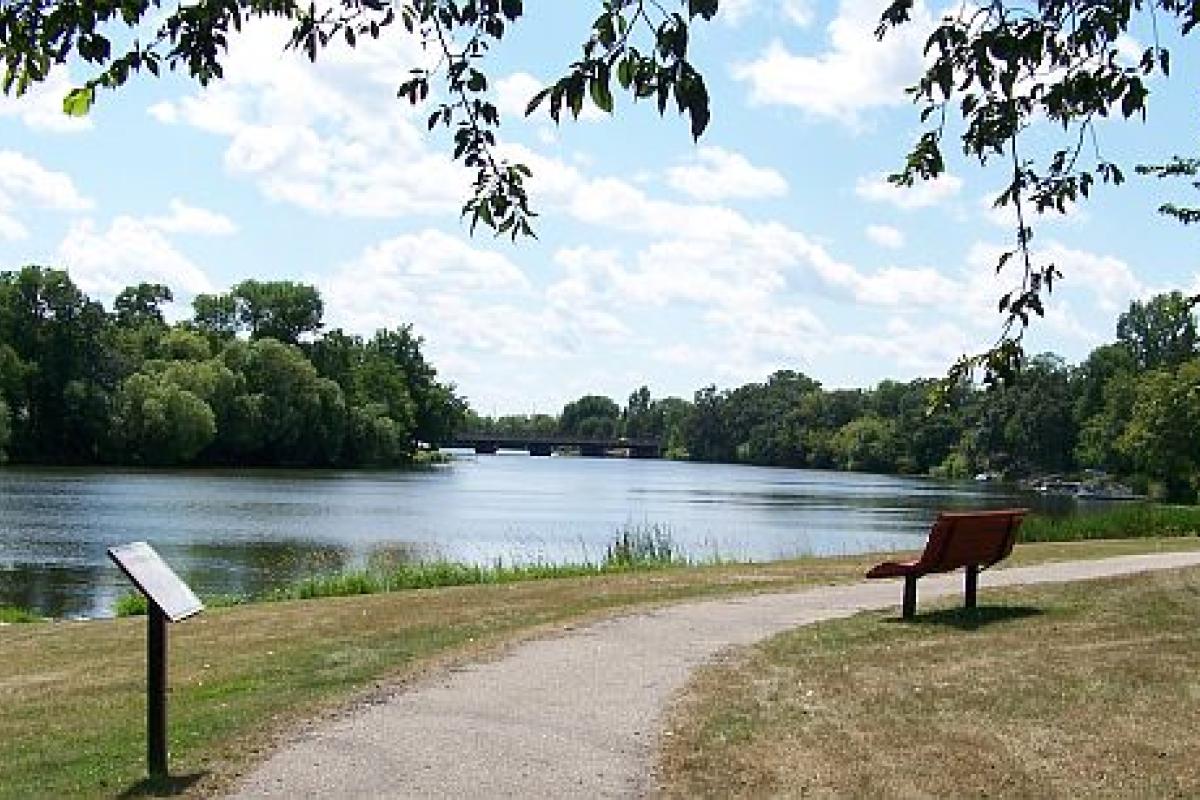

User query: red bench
[866,509,1027,619]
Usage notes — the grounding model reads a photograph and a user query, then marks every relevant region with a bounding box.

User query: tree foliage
[0,266,465,466]
[877,0,1199,384]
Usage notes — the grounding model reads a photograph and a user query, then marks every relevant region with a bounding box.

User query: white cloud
[146,199,237,236]
[733,0,933,125]
[866,224,905,249]
[0,151,91,239]
[0,69,93,133]
[495,72,544,119]
[719,0,756,25]
[57,218,216,301]
[148,19,469,218]
[855,172,963,209]
[666,147,788,201]
[840,317,975,373]
[782,0,816,26]
[963,239,1147,322]
[0,151,92,211]
[0,214,29,241]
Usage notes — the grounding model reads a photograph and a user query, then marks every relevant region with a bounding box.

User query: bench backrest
[914,509,1027,574]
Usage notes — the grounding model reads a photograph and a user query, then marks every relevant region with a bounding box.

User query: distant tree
[560,394,620,437]
[1075,371,1137,475]
[0,397,9,462]
[110,372,216,465]
[1000,354,1076,474]
[231,280,324,344]
[220,338,346,464]
[369,326,464,446]
[192,292,239,340]
[114,283,173,328]
[685,386,734,462]
[623,386,654,438]
[1116,292,1199,371]
[0,266,112,461]
[1118,360,1200,500]
[831,415,897,473]
[159,329,213,362]
[1072,343,1138,423]
[194,281,324,344]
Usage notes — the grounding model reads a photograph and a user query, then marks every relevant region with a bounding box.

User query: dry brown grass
[659,564,1200,798]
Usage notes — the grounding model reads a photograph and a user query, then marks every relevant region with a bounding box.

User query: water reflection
[0,460,1063,618]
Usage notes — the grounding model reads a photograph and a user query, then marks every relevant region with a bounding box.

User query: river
[0,455,1057,618]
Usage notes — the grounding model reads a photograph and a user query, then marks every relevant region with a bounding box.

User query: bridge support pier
[527,443,553,457]
[579,444,607,458]
[474,443,498,455]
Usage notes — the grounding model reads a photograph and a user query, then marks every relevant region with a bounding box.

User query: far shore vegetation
[3,537,1200,799]
[5,268,1200,503]
[659,564,1200,797]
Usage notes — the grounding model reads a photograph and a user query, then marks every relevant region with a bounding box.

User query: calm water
[0,456,1057,618]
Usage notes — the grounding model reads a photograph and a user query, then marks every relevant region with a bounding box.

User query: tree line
[468,291,1200,501]
[5,264,1198,501]
[0,266,466,466]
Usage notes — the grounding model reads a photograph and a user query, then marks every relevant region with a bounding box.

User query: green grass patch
[113,593,148,618]
[0,605,43,624]
[1022,503,1200,542]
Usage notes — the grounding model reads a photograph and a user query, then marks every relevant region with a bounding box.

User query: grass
[1021,503,1200,542]
[659,563,1200,798]
[4,537,1199,799]
[0,605,42,624]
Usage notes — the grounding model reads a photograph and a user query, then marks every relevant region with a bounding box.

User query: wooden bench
[866,509,1027,619]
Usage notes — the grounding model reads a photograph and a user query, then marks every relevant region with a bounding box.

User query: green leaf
[62,86,95,117]
[589,73,613,113]
[525,86,552,116]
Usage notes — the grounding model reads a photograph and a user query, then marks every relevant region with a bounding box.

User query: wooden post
[902,575,917,620]
[147,603,168,779]
[965,565,979,610]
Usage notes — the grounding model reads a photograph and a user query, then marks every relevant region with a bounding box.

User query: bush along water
[0,605,43,624]
[1020,503,1200,543]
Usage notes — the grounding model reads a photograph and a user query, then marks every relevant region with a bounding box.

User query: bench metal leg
[902,575,917,619]
[965,565,979,609]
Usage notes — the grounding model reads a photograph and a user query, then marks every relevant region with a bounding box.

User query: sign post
[107,542,204,780]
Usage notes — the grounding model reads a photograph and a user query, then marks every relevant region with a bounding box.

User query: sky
[1,0,1198,415]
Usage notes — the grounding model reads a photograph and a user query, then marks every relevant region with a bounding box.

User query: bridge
[445,433,664,458]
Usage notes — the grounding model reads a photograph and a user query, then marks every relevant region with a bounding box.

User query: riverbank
[3,538,1200,799]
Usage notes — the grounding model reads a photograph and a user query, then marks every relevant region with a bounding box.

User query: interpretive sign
[107,542,204,779]
[108,542,203,622]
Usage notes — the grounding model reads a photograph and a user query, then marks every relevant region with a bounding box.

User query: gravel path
[228,551,1200,799]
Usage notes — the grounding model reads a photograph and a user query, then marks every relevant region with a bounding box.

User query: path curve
[228,551,1200,799]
